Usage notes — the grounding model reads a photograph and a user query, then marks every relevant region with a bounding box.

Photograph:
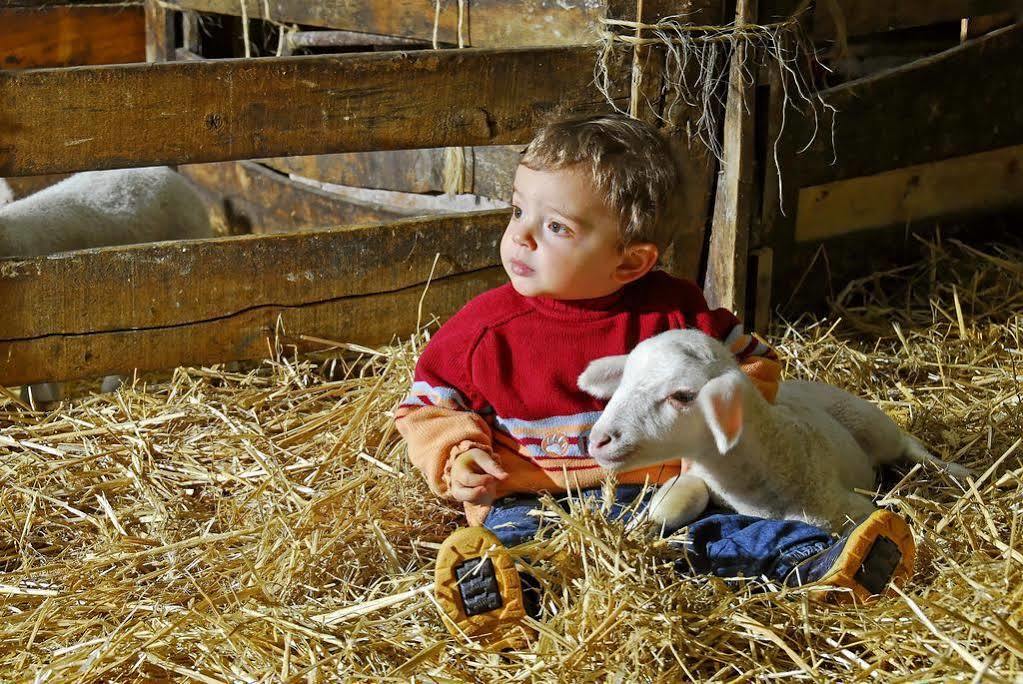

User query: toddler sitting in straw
[395,114,915,647]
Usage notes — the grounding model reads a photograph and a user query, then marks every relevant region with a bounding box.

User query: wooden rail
[0,211,509,385]
[793,22,1023,186]
[0,46,628,177]
[161,0,725,48]
[0,4,145,69]
[764,0,1019,37]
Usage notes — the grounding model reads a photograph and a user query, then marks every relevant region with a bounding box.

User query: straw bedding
[2,238,1021,682]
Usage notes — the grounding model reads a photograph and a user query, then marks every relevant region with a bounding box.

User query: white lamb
[1,167,213,404]
[578,328,970,532]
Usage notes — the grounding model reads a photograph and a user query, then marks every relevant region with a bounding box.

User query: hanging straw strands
[1,237,1022,679]
[594,8,835,164]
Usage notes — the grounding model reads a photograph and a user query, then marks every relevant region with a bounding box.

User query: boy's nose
[513,230,536,248]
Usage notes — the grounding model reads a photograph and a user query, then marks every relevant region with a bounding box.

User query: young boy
[396,114,915,647]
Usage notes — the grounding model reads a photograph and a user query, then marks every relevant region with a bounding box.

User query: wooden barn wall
[762,22,1023,312]
[0,3,145,70]
[0,47,628,178]
[0,211,509,386]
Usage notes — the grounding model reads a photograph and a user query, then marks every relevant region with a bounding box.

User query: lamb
[578,328,970,532]
[1,167,213,405]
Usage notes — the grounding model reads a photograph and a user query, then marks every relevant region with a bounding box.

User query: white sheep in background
[0,167,213,405]
[579,329,971,532]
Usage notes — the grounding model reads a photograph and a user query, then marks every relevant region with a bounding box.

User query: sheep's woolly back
[0,167,211,257]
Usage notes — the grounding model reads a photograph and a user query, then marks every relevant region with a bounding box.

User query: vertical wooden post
[751,247,773,334]
[144,0,175,62]
[182,10,200,54]
[704,0,758,317]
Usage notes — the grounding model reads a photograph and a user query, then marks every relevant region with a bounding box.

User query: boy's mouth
[509,259,534,276]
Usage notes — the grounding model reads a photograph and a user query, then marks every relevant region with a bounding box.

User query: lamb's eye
[669,390,696,405]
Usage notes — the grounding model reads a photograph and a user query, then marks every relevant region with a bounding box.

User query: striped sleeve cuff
[398,380,471,411]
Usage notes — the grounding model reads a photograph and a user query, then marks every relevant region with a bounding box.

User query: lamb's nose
[591,429,619,451]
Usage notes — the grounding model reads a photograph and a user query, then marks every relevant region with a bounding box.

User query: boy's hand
[449,448,508,505]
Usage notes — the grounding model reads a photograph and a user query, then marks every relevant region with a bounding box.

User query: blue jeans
[484,485,833,583]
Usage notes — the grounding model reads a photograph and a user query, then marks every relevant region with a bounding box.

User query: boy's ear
[614,242,659,284]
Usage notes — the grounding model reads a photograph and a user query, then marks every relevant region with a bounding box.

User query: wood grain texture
[260,146,520,198]
[0,4,145,69]
[180,161,410,234]
[0,46,627,177]
[762,0,1020,37]
[704,0,757,316]
[0,268,507,386]
[0,211,509,385]
[793,22,1023,186]
[795,143,1023,242]
[144,0,174,62]
[163,0,726,47]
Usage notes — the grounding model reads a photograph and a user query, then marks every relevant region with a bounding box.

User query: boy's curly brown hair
[520,113,682,254]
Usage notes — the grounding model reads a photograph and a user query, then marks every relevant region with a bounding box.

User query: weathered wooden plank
[286,30,432,49]
[793,22,1023,186]
[762,0,1020,38]
[704,0,757,316]
[2,1,136,8]
[795,143,1023,242]
[163,0,725,48]
[0,211,509,385]
[0,210,507,339]
[0,4,145,69]
[0,47,628,178]
[180,161,410,234]
[0,268,508,387]
[260,146,520,198]
[144,0,175,62]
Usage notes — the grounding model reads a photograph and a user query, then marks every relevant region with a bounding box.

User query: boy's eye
[548,221,572,236]
[511,206,522,219]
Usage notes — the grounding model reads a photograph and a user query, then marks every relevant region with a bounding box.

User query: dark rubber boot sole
[822,509,916,603]
[434,526,533,648]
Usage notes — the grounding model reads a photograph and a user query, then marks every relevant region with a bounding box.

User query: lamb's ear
[696,371,744,454]
[577,355,628,399]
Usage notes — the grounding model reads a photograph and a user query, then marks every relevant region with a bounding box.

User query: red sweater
[395,270,780,524]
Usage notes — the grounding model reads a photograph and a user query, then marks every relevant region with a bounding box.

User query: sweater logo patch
[540,434,570,457]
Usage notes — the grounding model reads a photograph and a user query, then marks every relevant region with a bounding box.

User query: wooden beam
[180,161,410,234]
[260,146,520,198]
[750,247,774,334]
[0,46,628,178]
[704,0,758,316]
[1,268,508,388]
[144,0,175,62]
[163,0,726,48]
[795,143,1023,242]
[0,211,509,385]
[0,4,146,70]
[287,30,432,49]
[761,0,1019,38]
[793,23,1023,186]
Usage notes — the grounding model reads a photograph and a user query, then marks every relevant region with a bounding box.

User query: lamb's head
[579,329,750,472]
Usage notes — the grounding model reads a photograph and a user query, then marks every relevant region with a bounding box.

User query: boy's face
[501,163,653,300]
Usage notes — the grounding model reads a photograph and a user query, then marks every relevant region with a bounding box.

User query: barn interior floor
[1,237,1021,681]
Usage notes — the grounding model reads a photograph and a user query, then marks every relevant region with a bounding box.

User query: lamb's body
[0,167,211,257]
[581,329,969,531]
[1,168,213,404]
[687,378,898,528]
